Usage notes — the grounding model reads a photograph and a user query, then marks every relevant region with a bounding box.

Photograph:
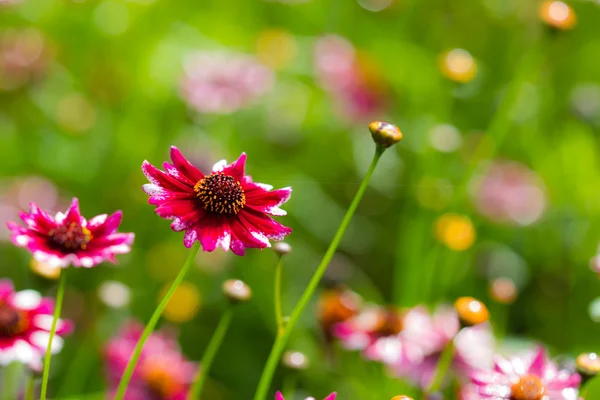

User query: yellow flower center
[140,359,183,398]
[49,222,93,250]
[511,374,545,400]
[194,173,246,215]
[0,302,29,337]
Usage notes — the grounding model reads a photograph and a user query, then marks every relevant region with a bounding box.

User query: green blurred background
[2,0,600,398]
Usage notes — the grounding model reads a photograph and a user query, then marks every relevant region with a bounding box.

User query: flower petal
[170,146,205,182]
[142,160,193,192]
[219,152,246,181]
[196,215,231,252]
[238,208,292,240]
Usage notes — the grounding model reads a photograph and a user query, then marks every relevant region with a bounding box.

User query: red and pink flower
[104,320,198,400]
[470,346,580,399]
[276,391,337,400]
[142,146,292,255]
[7,198,134,268]
[0,279,73,369]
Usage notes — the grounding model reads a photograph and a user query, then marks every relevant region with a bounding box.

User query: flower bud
[539,1,576,31]
[369,121,403,149]
[274,242,292,256]
[282,350,309,370]
[391,396,413,400]
[454,297,489,327]
[576,352,600,381]
[222,279,252,303]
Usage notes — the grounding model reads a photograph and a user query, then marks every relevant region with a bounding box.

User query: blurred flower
[276,392,337,400]
[314,35,387,122]
[470,346,580,399]
[489,278,517,304]
[142,147,292,255]
[0,29,49,91]
[282,350,308,370]
[160,281,201,323]
[180,51,273,114]
[98,281,131,309]
[0,279,74,369]
[222,279,252,303]
[439,49,477,84]
[434,213,476,251]
[454,297,489,327]
[469,160,546,226]
[318,286,362,334]
[539,1,577,31]
[7,197,134,268]
[256,29,297,70]
[29,258,61,280]
[105,320,197,400]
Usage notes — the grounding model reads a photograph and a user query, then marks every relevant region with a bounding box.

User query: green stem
[114,241,201,400]
[25,374,35,400]
[426,341,455,395]
[252,147,384,400]
[274,255,284,336]
[187,307,234,400]
[40,268,68,400]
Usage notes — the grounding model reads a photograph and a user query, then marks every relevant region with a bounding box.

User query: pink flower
[276,391,337,400]
[104,321,198,400]
[0,279,73,369]
[7,198,134,268]
[142,147,292,255]
[180,51,273,114]
[470,346,580,399]
[469,160,546,226]
[314,35,386,123]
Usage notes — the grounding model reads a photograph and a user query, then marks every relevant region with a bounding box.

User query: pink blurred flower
[104,321,198,400]
[590,244,600,276]
[469,160,546,226]
[0,279,73,369]
[7,198,134,268]
[142,147,292,255]
[314,35,387,122]
[180,51,273,114]
[276,392,337,400]
[0,29,49,90]
[470,346,580,399]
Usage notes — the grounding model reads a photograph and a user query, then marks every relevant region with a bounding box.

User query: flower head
[276,392,337,400]
[470,346,580,399]
[142,147,292,255]
[0,279,73,369]
[105,321,198,400]
[180,51,273,114]
[7,198,134,268]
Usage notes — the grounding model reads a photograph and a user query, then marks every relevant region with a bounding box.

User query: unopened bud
[489,278,517,304]
[282,350,309,370]
[274,242,292,256]
[369,121,403,149]
[222,279,252,303]
[454,296,489,327]
[539,1,576,31]
[391,396,413,400]
[576,352,600,381]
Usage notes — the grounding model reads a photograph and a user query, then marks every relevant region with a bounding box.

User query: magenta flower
[276,391,337,400]
[470,346,580,399]
[105,321,197,400]
[7,198,134,268]
[469,160,546,226]
[142,147,292,255]
[180,51,273,114]
[0,279,73,369]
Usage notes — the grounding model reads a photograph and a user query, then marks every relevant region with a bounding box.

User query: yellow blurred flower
[539,1,576,31]
[435,213,475,251]
[29,258,61,280]
[159,280,201,323]
[439,49,477,84]
[256,29,297,70]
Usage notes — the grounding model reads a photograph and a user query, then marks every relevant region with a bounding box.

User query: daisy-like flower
[276,391,337,400]
[0,279,73,369]
[142,147,292,255]
[180,51,273,114]
[105,321,198,400]
[7,198,134,268]
[470,346,581,399]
